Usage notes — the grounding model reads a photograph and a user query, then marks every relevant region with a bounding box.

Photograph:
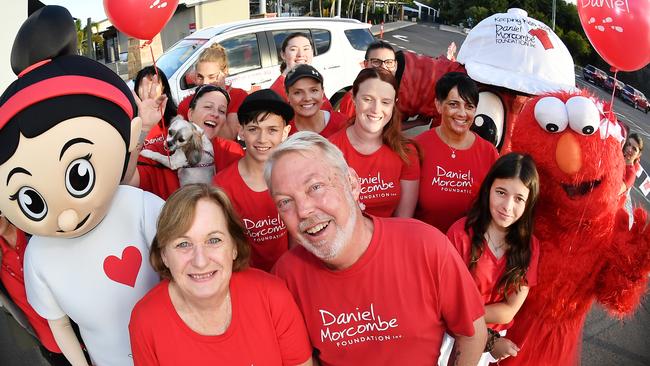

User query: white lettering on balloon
[581,0,629,14]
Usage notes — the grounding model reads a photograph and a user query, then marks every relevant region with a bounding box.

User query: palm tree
[75,18,104,57]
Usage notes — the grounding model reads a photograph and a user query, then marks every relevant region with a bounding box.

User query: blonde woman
[178,43,249,140]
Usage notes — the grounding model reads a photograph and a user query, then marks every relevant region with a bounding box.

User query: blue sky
[42,0,108,21]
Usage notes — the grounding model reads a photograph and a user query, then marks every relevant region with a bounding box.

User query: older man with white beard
[267,132,487,366]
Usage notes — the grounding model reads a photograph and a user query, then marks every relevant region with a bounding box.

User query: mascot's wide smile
[561,178,602,198]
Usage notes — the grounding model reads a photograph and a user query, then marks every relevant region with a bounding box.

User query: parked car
[155,17,375,105]
[603,76,624,96]
[621,85,650,113]
[582,64,607,86]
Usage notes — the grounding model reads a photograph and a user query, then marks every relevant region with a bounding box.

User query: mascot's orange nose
[555,133,582,174]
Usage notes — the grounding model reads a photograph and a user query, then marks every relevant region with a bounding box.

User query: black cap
[284,64,323,90]
[237,89,294,123]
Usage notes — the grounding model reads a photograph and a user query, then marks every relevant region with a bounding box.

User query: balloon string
[147,42,172,166]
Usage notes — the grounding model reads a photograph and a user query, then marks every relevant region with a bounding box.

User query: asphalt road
[386,22,650,366]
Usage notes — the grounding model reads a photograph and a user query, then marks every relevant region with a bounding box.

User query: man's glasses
[367,58,397,69]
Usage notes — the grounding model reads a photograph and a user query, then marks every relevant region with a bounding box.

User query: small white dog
[140,116,215,185]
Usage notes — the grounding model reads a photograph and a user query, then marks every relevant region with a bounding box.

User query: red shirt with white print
[414,129,498,232]
[329,129,420,217]
[272,216,485,366]
[213,161,289,272]
[138,124,244,200]
[446,217,540,331]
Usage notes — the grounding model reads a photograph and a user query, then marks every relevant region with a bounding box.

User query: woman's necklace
[437,127,463,159]
[485,231,507,258]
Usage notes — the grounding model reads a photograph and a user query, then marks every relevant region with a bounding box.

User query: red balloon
[104,0,179,41]
[578,0,650,71]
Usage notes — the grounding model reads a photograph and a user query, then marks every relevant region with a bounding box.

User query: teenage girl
[443,152,541,365]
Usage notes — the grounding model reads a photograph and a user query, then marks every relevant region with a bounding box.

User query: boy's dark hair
[237,89,293,125]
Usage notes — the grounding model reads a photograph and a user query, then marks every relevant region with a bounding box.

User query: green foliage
[75,18,104,56]
[465,6,490,27]
[562,30,592,65]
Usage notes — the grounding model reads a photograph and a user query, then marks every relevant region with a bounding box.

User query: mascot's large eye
[12,187,48,221]
[534,97,568,133]
[65,156,95,198]
[471,91,505,148]
[566,96,600,136]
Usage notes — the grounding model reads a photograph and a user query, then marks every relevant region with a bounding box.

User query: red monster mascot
[500,91,650,365]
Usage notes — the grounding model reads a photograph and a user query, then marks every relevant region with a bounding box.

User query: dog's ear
[187,149,202,166]
[186,130,203,166]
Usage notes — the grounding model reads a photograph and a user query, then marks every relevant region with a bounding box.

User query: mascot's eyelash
[9,192,18,201]
[82,153,92,160]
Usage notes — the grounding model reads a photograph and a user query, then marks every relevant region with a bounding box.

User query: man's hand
[490,337,520,361]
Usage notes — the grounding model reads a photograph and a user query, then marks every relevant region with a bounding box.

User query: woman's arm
[484,286,530,324]
[394,179,419,218]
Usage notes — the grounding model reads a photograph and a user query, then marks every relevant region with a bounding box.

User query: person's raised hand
[132,87,167,133]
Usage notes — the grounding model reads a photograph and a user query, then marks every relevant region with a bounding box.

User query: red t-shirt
[446,217,540,331]
[414,129,498,232]
[288,111,349,138]
[329,129,420,217]
[138,125,244,200]
[213,161,289,272]
[177,86,248,120]
[137,124,180,200]
[0,231,61,353]
[129,269,312,366]
[623,162,640,191]
[271,74,334,112]
[272,216,484,366]
[337,90,355,120]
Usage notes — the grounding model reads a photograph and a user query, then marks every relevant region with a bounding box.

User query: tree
[562,30,591,65]
[75,18,104,58]
[465,6,489,27]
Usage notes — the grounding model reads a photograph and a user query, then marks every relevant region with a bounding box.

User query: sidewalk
[370,20,416,36]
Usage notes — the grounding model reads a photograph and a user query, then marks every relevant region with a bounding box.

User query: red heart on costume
[103,246,142,287]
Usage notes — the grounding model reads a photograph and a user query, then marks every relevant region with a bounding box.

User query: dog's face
[166,118,195,152]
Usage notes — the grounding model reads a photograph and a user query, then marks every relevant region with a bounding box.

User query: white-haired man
[267,131,487,365]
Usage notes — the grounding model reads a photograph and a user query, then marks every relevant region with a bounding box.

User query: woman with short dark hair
[414,72,499,232]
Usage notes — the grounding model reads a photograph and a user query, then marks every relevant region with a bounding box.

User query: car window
[220,33,262,75]
[272,29,311,63]
[311,29,331,55]
[344,28,375,51]
[157,39,207,80]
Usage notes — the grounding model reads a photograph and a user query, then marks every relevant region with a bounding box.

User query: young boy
[213,89,293,271]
